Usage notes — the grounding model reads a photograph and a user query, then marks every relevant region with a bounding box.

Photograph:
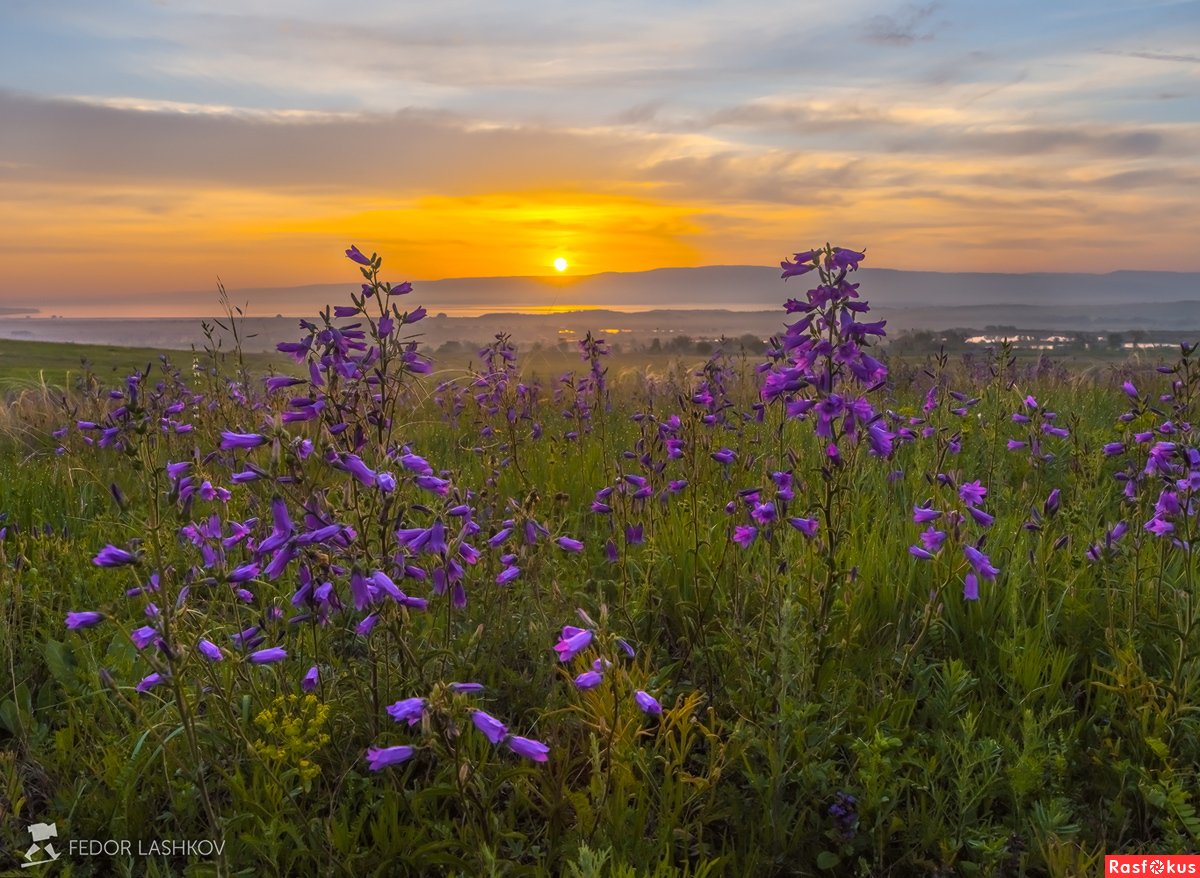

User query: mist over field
[4,266,1200,355]
[9,266,1200,317]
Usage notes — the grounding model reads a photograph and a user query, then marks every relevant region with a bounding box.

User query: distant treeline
[889,328,1182,356]
[434,332,771,358]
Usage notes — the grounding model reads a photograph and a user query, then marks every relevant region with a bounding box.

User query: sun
[553,257,568,272]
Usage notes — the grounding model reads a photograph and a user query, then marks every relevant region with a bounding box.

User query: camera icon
[27,823,58,844]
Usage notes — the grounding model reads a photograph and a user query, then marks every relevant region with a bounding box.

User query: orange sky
[3,157,1194,303]
[1,1,1198,315]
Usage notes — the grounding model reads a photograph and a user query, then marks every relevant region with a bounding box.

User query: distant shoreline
[3,264,1199,322]
[0,305,781,321]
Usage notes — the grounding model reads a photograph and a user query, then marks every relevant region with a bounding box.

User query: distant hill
[231,266,1200,314]
[9,266,1200,319]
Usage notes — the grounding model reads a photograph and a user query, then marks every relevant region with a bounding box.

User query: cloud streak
[864,3,943,46]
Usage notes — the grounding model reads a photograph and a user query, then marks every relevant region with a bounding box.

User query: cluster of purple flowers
[908,476,1001,600]
[545,332,611,442]
[828,791,859,841]
[1007,394,1069,464]
[1092,360,1200,559]
[72,534,298,693]
[63,364,203,460]
[54,235,1200,821]
[760,246,894,462]
[727,470,818,549]
[554,613,662,716]
[578,331,610,406]
[484,508,586,581]
[60,246,600,739]
[691,348,737,426]
[897,362,974,458]
[366,683,549,770]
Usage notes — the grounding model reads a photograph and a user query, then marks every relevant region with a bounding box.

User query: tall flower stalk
[760,246,893,639]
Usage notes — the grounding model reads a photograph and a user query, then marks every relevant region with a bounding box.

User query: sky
[1,0,1198,313]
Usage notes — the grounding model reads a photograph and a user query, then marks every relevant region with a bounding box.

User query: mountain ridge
[8,266,1200,319]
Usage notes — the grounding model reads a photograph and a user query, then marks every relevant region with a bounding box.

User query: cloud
[913,125,1169,158]
[1,85,1196,279]
[701,100,894,133]
[1102,49,1200,65]
[864,3,943,46]
[963,166,1200,192]
[612,101,664,126]
[0,89,659,193]
[692,95,1195,160]
[10,2,843,107]
[640,151,889,205]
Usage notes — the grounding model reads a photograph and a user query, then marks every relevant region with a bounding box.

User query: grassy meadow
[1,247,1199,876]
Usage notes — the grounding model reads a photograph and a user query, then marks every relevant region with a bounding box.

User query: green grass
[0,338,716,394]
[0,338,283,393]
[1,330,1197,876]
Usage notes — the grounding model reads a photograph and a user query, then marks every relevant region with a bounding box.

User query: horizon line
[4,263,1200,308]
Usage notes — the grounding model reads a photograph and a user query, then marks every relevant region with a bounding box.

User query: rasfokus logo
[1107,855,1200,874]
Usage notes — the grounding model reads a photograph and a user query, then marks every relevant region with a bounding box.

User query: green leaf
[817,851,840,870]
[1146,736,1170,760]
[0,699,20,736]
[44,639,74,687]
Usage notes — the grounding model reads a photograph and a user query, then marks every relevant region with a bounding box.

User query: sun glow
[553,257,568,272]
